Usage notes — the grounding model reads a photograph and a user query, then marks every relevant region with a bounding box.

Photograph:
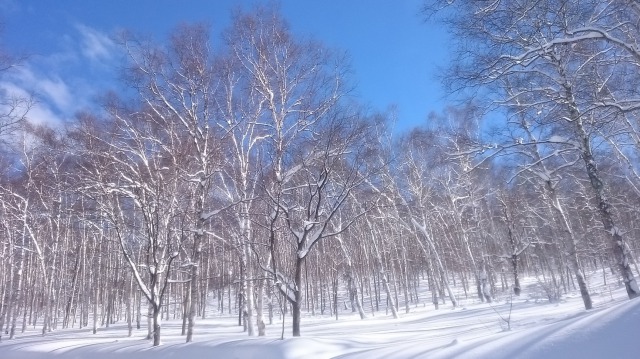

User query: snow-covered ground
[1,273,638,358]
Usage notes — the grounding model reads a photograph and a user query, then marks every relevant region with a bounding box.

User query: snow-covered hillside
[1,274,637,359]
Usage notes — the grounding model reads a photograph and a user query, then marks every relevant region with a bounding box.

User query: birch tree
[279,114,373,336]
[222,6,364,337]
[119,23,224,342]
[0,125,68,337]
[425,0,640,299]
[0,40,31,148]
[74,109,184,346]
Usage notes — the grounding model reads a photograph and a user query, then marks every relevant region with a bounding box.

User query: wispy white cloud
[0,63,87,129]
[0,23,120,131]
[10,66,72,112]
[26,100,65,128]
[38,77,72,112]
[75,24,117,62]
[0,81,64,128]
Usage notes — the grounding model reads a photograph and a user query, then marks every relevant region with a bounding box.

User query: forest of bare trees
[1,2,640,346]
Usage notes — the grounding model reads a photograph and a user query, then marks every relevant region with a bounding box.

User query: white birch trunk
[369,230,398,319]
[411,218,458,308]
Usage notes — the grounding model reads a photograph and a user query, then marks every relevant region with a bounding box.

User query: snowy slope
[1,280,638,358]
[428,296,640,359]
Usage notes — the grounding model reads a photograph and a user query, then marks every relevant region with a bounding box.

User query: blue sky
[0,0,449,132]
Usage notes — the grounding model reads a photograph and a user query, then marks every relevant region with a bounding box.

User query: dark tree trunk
[558,70,639,300]
[573,109,639,299]
[292,256,304,337]
[152,304,161,346]
[511,255,521,296]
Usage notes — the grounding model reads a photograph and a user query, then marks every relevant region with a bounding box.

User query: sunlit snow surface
[1,276,638,358]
